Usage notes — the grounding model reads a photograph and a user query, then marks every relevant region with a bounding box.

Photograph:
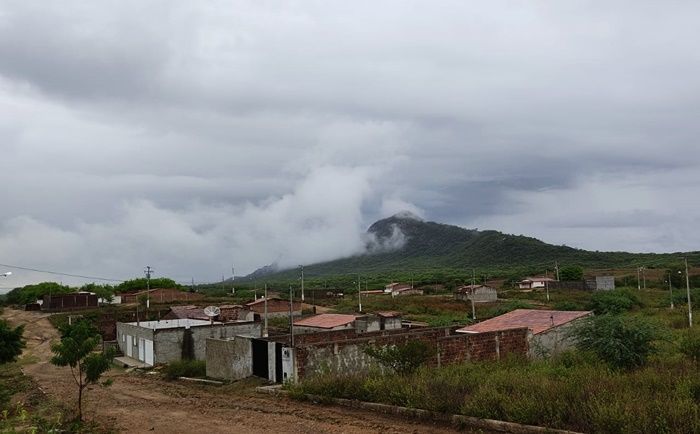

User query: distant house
[120,288,203,304]
[457,309,593,357]
[454,285,498,303]
[518,277,557,290]
[245,297,302,319]
[385,282,423,297]
[293,314,357,334]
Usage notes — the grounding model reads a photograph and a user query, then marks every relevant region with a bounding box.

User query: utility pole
[288,284,295,382]
[231,265,235,295]
[144,266,153,310]
[263,283,268,337]
[637,267,641,291]
[471,269,476,321]
[642,267,646,290]
[554,261,560,281]
[545,270,550,302]
[668,273,674,310]
[685,258,693,327]
[357,273,362,313]
[300,265,305,302]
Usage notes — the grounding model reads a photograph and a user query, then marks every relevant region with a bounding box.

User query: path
[3,309,463,434]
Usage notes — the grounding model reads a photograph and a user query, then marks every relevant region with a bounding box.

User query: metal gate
[251,339,269,379]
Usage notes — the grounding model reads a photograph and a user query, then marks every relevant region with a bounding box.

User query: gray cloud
[1,1,700,288]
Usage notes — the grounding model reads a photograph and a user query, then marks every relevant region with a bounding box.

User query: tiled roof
[293,314,357,329]
[455,285,496,293]
[456,309,592,335]
[246,297,282,306]
[167,305,210,321]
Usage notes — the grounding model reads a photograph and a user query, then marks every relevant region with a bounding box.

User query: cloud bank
[1,1,700,288]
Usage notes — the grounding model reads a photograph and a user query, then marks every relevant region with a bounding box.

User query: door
[126,336,133,357]
[138,338,145,362]
[275,343,283,383]
[144,339,154,366]
[251,339,269,379]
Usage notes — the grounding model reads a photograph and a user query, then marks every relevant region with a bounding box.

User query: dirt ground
[3,309,464,434]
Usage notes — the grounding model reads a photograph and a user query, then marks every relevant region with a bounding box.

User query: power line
[0,262,125,283]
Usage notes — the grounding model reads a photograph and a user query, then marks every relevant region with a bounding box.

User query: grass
[290,350,700,434]
[162,360,207,380]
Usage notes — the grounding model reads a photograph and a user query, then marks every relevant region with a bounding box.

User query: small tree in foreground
[0,319,25,364]
[572,315,659,370]
[50,321,114,421]
[364,340,434,375]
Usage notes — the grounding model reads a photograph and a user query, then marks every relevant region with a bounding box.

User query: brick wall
[293,327,529,380]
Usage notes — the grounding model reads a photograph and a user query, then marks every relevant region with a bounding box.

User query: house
[163,305,254,322]
[456,309,593,357]
[518,277,557,290]
[42,292,98,311]
[391,287,423,297]
[120,288,203,304]
[384,282,411,293]
[454,285,498,303]
[245,297,302,319]
[116,318,261,367]
[376,311,403,330]
[293,314,357,334]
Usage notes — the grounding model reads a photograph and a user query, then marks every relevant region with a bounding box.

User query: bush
[559,266,584,281]
[587,289,642,315]
[364,341,433,375]
[572,315,659,370]
[0,320,24,364]
[553,301,584,311]
[679,332,700,366]
[163,360,206,380]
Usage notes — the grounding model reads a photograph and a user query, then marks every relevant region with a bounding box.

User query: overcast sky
[1,1,699,289]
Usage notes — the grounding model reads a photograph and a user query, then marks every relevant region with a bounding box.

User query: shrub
[553,301,584,311]
[679,332,700,366]
[163,360,206,380]
[559,266,584,281]
[587,289,642,315]
[572,315,659,370]
[364,341,433,375]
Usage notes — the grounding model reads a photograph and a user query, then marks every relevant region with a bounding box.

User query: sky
[1,1,700,289]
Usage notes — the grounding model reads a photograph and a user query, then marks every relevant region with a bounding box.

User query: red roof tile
[456,309,592,335]
[376,311,401,318]
[293,314,357,329]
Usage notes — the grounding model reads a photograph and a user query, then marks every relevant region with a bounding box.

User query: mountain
[245,213,699,280]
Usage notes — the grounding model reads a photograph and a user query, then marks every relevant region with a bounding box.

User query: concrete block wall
[206,337,253,380]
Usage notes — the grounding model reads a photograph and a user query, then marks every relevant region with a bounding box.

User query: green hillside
[244,213,700,284]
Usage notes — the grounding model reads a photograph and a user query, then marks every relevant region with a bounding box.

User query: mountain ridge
[244,213,699,280]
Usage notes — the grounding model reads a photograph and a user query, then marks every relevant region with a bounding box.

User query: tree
[559,265,584,281]
[0,320,25,364]
[680,332,700,367]
[572,315,659,370]
[50,321,114,421]
[364,340,434,375]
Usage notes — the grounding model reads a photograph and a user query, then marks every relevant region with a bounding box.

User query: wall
[154,322,262,364]
[381,317,402,330]
[295,322,354,335]
[292,327,529,380]
[529,318,589,358]
[355,316,381,333]
[116,322,155,362]
[455,288,498,303]
[595,276,616,291]
[206,337,253,380]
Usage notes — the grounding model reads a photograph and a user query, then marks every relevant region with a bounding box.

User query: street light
[1,272,11,277]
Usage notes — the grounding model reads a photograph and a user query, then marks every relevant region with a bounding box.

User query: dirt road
[3,309,462,434]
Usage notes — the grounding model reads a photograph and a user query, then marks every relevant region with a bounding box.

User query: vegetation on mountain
[246,214,700,285]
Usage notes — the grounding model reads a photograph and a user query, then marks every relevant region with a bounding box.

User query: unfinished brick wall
[294,327,529,380]
[269,325,455,346]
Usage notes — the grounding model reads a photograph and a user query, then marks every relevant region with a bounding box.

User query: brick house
[245,297,302,319]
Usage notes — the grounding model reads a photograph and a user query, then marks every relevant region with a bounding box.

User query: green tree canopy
[115,277,180,293]
[0,320,25,364]
[559,265,584,281]
[4,282,72,306]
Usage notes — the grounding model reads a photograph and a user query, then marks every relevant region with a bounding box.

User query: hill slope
[246,213,699,280]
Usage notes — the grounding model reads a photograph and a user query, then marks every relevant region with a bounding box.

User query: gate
[251,339,269,379]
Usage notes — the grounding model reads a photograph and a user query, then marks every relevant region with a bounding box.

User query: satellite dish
[204,306,221,318]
